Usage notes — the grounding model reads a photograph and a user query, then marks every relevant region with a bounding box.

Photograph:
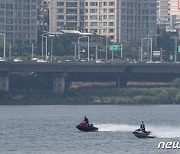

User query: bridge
[0,61,180,94]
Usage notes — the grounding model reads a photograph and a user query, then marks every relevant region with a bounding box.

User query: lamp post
[49,34,54,62]
[172,37,177,63]
[150,38,153,62]
[78,36,90,61]
[42,33,48,61]
[0,33,6,60]
[165,41,173,61]
[31,43,34,59]
[106,36,108,61]
[141,37,153,62]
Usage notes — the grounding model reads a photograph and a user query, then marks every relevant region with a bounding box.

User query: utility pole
[106,36,108,61]
[96,45,98,61]
[112,49,114,63]
[160,48,163,62]
[120,44,123,59]
[74,44,77,60]
[174,37,177,63]
[32,43,34,59]
[139,47,141,61]
[9,43,11,59]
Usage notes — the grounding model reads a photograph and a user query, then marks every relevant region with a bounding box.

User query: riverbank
[0,86,180,105]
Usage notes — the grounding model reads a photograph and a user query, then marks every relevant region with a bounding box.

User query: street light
[106,36,108,61]
[49,34,55,62]
[0,33,6,60]
[78,36,90,61]
[42,33,48,61]
[171,37,178,63]
[141,37,153,62]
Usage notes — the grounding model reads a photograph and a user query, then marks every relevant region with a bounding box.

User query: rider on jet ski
[140,121,145,132]
[83,116,89,125]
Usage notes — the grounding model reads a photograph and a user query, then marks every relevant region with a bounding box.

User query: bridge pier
[0,74,9,91]
[53,76,65,95]
[116,77,127,88]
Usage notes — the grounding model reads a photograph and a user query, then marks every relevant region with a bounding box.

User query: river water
[0,105,180,154]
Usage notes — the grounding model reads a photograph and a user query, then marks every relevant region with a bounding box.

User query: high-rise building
[0,0,38,46]
[118,0,157,47]
[38,0,49,33]
[157,0,180,31]
[49,0,85,33]
[157,0,169,24]
[49,0,157,48]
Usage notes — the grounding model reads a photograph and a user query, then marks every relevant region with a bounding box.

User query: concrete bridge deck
[0,61,180,94]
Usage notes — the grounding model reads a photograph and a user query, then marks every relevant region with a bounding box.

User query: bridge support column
[53,77,65,95]
[0,76,9,91]
[116,78,127,88]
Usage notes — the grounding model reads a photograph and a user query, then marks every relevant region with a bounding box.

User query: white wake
[95,124,180,138]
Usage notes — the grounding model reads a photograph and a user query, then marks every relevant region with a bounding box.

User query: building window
[109,9,115,13]
[127,2,133,7]
[6,18,13,24]
[23,5,30,10]
[109,29,114,33]
[0,4,5,9]
[6,25,13,31]
[122,2,126,6]
[31,5,36,10]
[90,9,98,13]
[103,9,107,13]
[90,2,98,6]
[109,22,114,26]
[57,15,64,20]
[109,2,115,6]
[6,11,13,17]
[109,15,115,19]
[57,2,64,6]
[23,12,30,17]
[57,22,64,26]
[104,2,107,6]
[66,2,77,7]
[127,16,133,21]
[6,4,13,10]
[66,9,77,14]
[103,22,107,26]
[90,22,97,26]
[99,2,102,7]
[23,0,30,3]
[57,8,64,13]
[90,15,98,20]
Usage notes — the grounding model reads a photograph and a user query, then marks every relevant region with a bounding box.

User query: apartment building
[83,0,117,42]
[49,0,157,47]
[38,0,49,33]
[157,0,169,24]
[0,0,38,46]
[49,0,85,33]
[157,0,180,31]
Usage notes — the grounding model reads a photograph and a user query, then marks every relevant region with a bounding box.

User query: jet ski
[76,122,98,132]
[133,129,155,138]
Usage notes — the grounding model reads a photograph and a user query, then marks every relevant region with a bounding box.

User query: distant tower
[0,0,38,46]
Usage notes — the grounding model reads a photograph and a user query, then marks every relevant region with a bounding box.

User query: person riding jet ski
[140,121,145,132]
[83,116,89,124]
[76,116,98,132]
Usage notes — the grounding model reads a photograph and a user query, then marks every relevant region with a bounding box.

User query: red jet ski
[76,122,98,132]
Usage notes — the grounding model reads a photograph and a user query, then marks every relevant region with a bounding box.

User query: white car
[96,59,103,63]
[14,58,22,62]
[37,59,47,62]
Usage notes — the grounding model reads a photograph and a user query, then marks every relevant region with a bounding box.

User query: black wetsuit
[84,117,89,124]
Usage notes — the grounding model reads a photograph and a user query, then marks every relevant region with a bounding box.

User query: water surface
[0,105,180,154]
